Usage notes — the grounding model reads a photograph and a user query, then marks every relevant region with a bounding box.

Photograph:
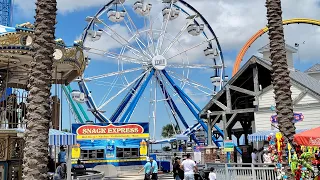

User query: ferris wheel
[74,0,227,143]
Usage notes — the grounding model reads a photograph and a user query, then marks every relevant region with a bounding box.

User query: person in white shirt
[208,167,216,180]
[263,151,272,164]
[251,148,258,163]
[180,154,198,180]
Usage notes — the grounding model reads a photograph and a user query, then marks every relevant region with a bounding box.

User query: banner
[270,113,304,124]
[72,123,149,140]
[223,140,234,152]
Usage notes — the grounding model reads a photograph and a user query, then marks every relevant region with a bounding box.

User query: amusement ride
[68,0,228,147]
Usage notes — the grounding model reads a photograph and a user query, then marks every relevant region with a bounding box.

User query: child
[208,167,216,180]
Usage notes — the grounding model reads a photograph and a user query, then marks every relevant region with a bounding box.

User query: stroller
[196,170,207,180]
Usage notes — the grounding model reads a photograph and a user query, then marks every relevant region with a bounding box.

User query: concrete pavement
[104,173,173,179]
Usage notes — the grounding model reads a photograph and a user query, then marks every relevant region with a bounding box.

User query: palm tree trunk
[22,0,57,179]
[265,0,296,177]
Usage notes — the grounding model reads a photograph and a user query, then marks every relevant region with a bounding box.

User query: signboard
[270,113,304,123]
[309,138,320,146]
[72,146,81,159]
[106,145,115,158]
[72,123,149,140]
[195,130,207,143]
[223,140,234,152]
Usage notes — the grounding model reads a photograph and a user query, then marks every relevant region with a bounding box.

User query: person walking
[180,154,198,180]
[150,157,158,180]
[251,148,258,164]
[173,157,184,180]
[138,159,152,180]
[208,167,216,180]
[58,146,66,165]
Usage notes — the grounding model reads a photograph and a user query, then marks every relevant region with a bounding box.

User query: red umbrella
[294,126,320,146]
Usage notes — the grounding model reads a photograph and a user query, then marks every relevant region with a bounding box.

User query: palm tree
[265,0,296,171]
[161,123,179,138]
[22,0,57,179]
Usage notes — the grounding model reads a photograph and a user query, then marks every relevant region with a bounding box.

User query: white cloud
[15,0,107,15]
[15,0,320,67]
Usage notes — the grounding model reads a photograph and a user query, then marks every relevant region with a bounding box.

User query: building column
[222,112,228,140]
[207,113,213,146]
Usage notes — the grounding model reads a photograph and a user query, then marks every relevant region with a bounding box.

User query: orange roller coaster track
[232,18,320,76]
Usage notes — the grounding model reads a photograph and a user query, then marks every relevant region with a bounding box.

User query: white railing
[206,163,277,180]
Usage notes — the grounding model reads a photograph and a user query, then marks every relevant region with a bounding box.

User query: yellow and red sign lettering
[76,124,149,140]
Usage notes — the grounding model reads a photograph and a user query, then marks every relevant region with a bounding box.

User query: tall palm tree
[22,0,57,179]
[161,123,179,138]
[265,0,296,169]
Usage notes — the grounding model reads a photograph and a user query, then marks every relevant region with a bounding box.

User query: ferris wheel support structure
[156,74,199,144]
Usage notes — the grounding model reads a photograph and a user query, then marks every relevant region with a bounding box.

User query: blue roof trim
[116,145,140,148]
[81,146,105,150]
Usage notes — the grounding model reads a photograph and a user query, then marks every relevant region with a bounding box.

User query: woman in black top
[173,157,184,180]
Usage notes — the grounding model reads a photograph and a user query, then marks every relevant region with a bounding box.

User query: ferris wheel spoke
[166,70,213,95]
[167,38,215,60]
[147,14,157,55]
[86,51,146,65]
[156,0,174,55]
[161,15,198,56]
[98,75,120,107]
[92,81,126,88]
[167,64,223,69]
[120,2,153,59]
[85,46,145,62]
[95,23,146,59]
[144,16,155,56]
[97,69,150,110]
[85,67,143,81]
[124,19,153,59]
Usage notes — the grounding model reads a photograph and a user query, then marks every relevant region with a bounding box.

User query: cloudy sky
[12,0,320,141]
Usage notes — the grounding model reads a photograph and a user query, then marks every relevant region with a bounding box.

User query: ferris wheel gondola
[76,0,227,145]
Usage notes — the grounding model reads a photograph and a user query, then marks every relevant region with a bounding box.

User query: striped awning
[248,129,308,142]
[15,128,77,146]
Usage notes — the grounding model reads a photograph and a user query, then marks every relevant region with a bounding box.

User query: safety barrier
[74,171,104,180]
[75,172,104,180]
[206,163,277,180]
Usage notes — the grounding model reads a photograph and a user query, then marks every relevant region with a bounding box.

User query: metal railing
[0,90,27,129]
[206,163,277,180]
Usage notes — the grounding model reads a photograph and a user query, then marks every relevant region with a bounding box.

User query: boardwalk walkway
[104,173,173,179]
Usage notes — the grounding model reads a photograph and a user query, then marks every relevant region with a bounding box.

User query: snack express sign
[72,123,150,140]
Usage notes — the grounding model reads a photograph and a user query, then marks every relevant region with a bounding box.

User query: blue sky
[12,0,320,143]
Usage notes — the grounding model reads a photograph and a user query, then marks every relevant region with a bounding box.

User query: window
[80,149,104,160]
[116,147,139,158]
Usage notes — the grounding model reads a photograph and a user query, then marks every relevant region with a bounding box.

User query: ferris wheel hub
[151,55,167,70]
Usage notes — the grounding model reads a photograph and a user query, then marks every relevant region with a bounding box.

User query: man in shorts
[180,154,198,180]
[150,157,158,180]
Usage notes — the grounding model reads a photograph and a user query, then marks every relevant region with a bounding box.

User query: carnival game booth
[71,123,149,168]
